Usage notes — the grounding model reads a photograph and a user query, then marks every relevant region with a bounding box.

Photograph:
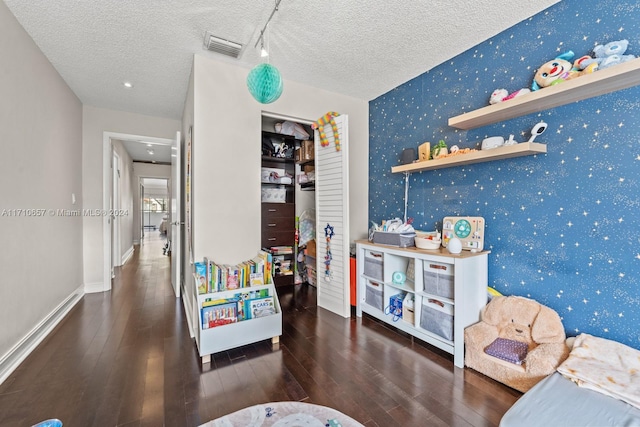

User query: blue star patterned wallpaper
[369,0,640,349]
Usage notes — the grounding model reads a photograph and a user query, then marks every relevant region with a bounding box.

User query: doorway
[102,131,178,293]
[261,113,317,301]
[140,177,170,245]
[261,112,352,317]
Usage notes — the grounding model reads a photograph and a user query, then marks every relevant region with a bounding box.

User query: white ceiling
[142,178,168,189]
[119,138,173,164]
[5,0,559,121]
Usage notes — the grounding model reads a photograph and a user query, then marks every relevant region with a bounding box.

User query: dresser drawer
[262,230,294,246]
[262,216,295,232]
[262,203,295,218]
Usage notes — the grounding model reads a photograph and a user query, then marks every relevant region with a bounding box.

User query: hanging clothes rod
[404,172,410,224]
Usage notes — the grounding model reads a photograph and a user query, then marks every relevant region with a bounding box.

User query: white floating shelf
[391,142,547,174]
[448,57,640,130]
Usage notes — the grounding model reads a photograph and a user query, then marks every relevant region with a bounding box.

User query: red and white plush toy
[489,88,531,104]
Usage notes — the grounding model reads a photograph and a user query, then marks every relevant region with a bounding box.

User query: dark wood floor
[0,233,521,426]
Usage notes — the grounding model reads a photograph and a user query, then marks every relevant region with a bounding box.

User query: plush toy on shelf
[577,39,636,71]
[489,88,531,104]
[531,51,598,91]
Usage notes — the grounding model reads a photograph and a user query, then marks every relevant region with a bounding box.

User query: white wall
[111,140,134,262]
[132,163,171,243]
[191,55,369,267]
[82,106,180,290]
[0,1,83,360]
[181,65,195,325]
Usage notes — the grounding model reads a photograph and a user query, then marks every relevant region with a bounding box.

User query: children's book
[250,272,264,286]
[201,298,239,329]
[227,266,239,289]
[246,296,276,319]
[195,262,207,294]
[204,257,212,293]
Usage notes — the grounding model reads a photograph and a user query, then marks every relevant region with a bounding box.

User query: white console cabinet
[355,240,489,368]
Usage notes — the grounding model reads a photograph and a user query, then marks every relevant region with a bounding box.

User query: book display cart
[193,275,282,364]
[355,240,488,368]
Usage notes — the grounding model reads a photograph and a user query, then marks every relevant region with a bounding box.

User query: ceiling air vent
[203,32,243,58]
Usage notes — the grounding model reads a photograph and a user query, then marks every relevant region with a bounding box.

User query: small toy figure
[532,51,598,91]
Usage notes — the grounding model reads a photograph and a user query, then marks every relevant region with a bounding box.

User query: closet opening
[261,113,317,304]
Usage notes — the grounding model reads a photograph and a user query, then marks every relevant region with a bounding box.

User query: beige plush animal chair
[464,296,569,392]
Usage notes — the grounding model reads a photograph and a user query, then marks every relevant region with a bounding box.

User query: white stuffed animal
[489,88,531,105]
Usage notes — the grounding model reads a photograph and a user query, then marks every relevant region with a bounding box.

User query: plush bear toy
[532,51,598,91]
[577,39,636,71]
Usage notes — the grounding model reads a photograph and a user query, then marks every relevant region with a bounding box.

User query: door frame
[111,149,121,277]
[140,177,170,241]
[102,131,174,292]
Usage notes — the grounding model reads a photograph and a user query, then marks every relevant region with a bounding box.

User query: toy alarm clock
[442,216,485,251]
[392,271,406,285]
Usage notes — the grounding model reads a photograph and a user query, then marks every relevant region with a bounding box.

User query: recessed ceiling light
[123,81,133,88]
[147,143,153,147]
[147,149,154,155]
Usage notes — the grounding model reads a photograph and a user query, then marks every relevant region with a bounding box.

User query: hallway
[0,233,518,426]
[0,233,195,426]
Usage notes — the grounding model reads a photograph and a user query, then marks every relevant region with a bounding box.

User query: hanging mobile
[324,223,334,282]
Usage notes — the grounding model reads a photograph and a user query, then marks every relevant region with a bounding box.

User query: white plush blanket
[557,333,640,409]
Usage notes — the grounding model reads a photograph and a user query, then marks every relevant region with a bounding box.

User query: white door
[315,114,351,317]
[170,131,182,297]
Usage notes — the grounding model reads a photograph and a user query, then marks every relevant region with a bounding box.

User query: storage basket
[423,262,454,299]
[261,185,287,203]
[261,167,286,183]
[420,299,453,341]
[372,231,416,248]
[402,293,415,325]
[305,255,316,286]
[365,281,383,311]
[363,250,383,280]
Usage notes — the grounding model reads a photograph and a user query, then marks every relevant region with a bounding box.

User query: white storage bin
[261,167,288,183]
[420,299,454,341]
[363,250,383,280]
[365,281,383,311]
[423,262,454,299]
[261,185,287,203]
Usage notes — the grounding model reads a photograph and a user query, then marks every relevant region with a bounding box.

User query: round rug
[200,401,364,427]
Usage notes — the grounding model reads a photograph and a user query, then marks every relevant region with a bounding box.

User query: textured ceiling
[5,0,560,120]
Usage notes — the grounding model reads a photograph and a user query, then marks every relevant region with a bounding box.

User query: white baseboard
[0,285,84,385]
[84,281,105,294]
[121,245,134,265]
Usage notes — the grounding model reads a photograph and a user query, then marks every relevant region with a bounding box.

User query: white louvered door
[314,114,351,317]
